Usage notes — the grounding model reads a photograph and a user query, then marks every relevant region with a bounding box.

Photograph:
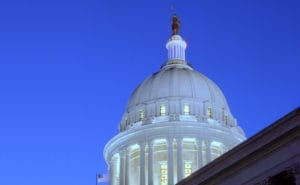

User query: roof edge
[177,107,300,185]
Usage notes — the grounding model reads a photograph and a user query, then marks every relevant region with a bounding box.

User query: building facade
[103,17,246,185]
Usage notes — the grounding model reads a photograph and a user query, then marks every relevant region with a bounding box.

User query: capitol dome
[104,16,246,185]
[124,61,235,130]
[128,64,229,109]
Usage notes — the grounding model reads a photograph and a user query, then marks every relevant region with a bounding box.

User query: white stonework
[103,34,246,185]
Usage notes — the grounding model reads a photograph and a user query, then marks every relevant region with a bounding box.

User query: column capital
[119,148,126,156]
[148,140,154,148]
[196,138,202,146]
[167,137,174,143]
[176,137,183,141]
[205,139,211,146]
[139,142,146,149]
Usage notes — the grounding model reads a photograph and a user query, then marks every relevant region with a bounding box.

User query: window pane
[183,104,190,115]
[207,108,212,118]
[138,110,144,121]
[160,105,166,116]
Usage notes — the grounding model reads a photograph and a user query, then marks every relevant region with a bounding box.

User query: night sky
[0,0,299,185]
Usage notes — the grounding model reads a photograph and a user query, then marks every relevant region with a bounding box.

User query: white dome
[120,60,239,131]
[127,63,229,111]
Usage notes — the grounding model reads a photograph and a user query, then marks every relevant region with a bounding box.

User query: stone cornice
[103,120,246,162]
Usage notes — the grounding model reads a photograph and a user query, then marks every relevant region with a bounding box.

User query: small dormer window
[160,105,166,116]
[183,104,191,115]
[207,108,213,118]
[138,110,144,121]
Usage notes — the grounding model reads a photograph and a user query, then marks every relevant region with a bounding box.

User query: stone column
[120,150,125,185]
[148,141,154,185]
[108,164,113,185]
[125,148,130,185]
[197,139,203,169]
[139,143,145,185]
[177,137,183,181]
[205,140,211,163]
[168,138,174,185]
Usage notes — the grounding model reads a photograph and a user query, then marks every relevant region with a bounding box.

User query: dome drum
[120,98,237,132]
[104,122,245,185]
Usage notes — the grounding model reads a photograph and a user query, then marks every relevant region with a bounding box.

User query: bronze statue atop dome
[172,15,180,35]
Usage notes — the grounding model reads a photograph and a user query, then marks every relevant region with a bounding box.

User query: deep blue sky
[0,0,299,185]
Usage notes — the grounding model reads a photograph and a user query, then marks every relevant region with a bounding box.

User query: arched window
[210,141,225,160]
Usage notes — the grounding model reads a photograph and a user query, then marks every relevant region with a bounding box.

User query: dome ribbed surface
[126,64,230,111]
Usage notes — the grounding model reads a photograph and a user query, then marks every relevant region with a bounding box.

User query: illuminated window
[183,104,190,115]
[160,105,166,116]
[138,110,144,121]
[160,163,168,185]
[184,162,192,177]
[207,108,212,118]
